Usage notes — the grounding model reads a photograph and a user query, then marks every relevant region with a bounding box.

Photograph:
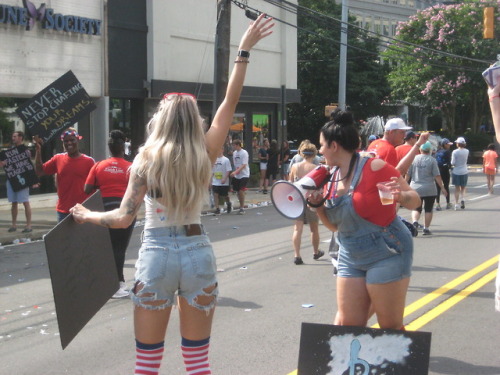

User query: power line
[263,0,493,66]
[231,1,486,73]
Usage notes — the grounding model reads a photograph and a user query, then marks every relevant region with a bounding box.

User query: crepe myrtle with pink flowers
[384,0,499,135]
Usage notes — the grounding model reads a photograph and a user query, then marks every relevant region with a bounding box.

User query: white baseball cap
[455,137,466,144]
[384,118,412,131]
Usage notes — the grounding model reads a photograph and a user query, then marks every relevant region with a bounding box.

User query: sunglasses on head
[163,92,197,101]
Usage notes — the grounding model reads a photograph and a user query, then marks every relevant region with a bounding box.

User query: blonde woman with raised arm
[71,15,274,375]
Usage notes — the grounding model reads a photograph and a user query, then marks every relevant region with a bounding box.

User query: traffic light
[483,7,494,39]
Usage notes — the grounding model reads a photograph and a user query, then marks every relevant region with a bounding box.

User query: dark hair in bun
[108,129,126,156]
[320,108,359,152]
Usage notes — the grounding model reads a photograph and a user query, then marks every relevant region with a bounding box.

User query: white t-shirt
[144,195,202,228]
[451,148,469,175]
[232,148,250,178]
[212,156,232,186]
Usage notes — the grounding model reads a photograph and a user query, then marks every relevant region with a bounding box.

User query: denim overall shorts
[324,156,413,284]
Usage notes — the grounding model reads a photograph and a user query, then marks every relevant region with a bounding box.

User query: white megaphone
[270,165,331,220]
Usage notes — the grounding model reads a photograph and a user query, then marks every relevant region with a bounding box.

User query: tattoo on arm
[125,176,146,216]
[100,217,112,228]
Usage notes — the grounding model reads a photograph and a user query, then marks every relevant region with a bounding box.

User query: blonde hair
[131,95,211,223]
[300,143,317,159]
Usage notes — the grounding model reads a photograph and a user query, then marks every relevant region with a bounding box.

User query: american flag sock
[181,337,212,375]
[134,339,164,375]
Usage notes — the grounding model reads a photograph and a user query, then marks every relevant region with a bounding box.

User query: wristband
[234,60,249,64]
[489,94,500,102]
[237,50,250,58]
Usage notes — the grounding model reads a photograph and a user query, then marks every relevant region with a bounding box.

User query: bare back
[289,159,317,182]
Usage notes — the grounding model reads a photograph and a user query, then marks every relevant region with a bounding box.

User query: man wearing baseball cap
[451,136,469,210]
[367,117,429,174]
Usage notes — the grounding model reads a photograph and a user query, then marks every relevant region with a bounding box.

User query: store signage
[16,70,96,143]
[0,0,101,35]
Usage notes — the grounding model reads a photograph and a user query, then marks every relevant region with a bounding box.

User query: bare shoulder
[369,157,386,172]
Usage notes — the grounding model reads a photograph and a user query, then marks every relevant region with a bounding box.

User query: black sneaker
[400,217,417,237]
[460,200,465,209]
[313,250,325,260]
[226,201,232,214]
[422,228,432,235]
[294,257,304,265]
[214,208,221,215]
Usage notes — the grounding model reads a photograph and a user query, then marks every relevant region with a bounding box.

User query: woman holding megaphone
[307,109,421,330]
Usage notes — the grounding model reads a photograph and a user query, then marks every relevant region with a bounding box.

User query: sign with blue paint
[15,70,96,143]
[298,323,431,375]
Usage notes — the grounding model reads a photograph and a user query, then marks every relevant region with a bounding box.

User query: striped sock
[135,340,164,375]
[181,337,212,375]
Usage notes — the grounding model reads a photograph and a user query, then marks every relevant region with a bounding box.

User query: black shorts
[232,177,249,192]
[212,185,229,196]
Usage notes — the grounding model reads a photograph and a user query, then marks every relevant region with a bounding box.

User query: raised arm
[396,132,429,175]
[488,80,500,143]
[205,14,274,163]
[33,136,46,177]
[71,171,147,228]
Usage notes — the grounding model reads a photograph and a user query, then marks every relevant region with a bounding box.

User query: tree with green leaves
[287,0,391,143]
[383,1,498,136]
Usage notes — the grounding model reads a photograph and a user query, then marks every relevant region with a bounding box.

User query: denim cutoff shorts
[337,221,413,284]
[132,225,218,312]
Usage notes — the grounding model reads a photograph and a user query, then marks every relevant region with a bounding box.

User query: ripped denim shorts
[132,225,218,312]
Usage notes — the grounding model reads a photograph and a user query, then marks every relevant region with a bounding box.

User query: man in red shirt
[368,118,429,175]
[396,131,419,161]
[35,128,95,222]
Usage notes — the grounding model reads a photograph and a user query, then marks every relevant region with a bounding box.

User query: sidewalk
[0,188,273,246]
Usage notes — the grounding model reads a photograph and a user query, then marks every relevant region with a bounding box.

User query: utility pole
[338,0,348,110]
[212,0,231,118]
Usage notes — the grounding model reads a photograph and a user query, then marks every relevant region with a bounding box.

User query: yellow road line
[405,269,497,331]
[403,255,499,317]
[371,254,499,329]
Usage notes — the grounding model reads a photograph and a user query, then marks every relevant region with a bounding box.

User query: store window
[109,99,131,132]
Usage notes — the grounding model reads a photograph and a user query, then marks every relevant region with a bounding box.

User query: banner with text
[0,145,39,192]
[15,70,96,143]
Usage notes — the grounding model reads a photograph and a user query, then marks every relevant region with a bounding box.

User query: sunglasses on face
[163,92,197,102]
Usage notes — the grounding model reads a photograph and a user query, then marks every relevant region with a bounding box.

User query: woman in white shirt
[451,137,469,210]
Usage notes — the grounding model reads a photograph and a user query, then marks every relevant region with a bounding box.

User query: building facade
[0,0,299,196]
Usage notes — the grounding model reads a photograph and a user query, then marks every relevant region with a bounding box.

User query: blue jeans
[57,211,70,222]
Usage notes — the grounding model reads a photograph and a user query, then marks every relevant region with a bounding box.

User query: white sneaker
[454,204,460,211]
[112,282,129,299]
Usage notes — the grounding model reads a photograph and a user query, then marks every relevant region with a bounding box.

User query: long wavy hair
[131,95,211,223]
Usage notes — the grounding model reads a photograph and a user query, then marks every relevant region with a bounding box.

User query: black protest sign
[44,191,118,349]
[0,145,39,192]
[15,70,96,143]
[298,323,431,375]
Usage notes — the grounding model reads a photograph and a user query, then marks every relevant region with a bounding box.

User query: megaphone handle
[306,196,328,208]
